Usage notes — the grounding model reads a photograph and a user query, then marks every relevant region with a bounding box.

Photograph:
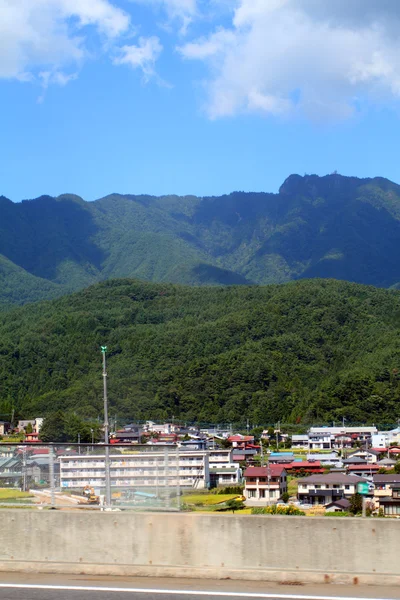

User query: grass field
[0,489,32,500]
[287,477,299,496]
[183,493,240,506]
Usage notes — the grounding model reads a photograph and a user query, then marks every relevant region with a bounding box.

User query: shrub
[251,505,305,516]
[217,486,244,495]
[325,511,350,517]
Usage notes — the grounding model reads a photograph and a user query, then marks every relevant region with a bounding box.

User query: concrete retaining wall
[0,511,399,585]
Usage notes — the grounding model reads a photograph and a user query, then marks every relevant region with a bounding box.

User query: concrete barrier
[0,511,399,585]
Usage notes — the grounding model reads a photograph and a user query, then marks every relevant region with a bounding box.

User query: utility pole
[49,444,55,508]
[22,446,27,492]
[101,346,112,509]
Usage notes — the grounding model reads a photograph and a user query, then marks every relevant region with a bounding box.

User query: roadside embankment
[0,511,398,586]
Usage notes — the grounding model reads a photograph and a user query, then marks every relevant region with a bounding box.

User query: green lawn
[183,493,240,506]
[287,477,299,497]
[0,489,33,500]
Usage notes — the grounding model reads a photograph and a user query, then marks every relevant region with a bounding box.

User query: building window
[247,489,257,498]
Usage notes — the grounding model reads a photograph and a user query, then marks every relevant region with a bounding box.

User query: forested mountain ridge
[2,173,400,306]
[0,278,399,425]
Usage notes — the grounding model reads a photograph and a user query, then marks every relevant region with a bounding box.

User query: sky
[1,0,400,201]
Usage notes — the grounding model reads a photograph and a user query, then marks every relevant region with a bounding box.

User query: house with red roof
[285,461,324,475]
[228,435,255,447]
[243,465,287,505]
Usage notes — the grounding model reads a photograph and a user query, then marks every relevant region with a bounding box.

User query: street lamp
[101,346,112,508]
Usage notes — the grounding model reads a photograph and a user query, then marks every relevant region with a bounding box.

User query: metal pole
[164,447,170,509]
[102,346,112,508]
[49,444,55,508]
[176,446,180,511]
[22,446,27,492]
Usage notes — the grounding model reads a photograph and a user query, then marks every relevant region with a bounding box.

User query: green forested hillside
[2,173,400,306]
[0,278,399,425]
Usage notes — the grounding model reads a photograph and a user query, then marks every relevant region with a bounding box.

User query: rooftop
[298,473,366,484]
[243,466,285,478]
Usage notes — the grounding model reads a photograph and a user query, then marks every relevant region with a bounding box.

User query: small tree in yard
[225,499,244,513]
[281,492,290,503]
[394,462,400,474]
[349,493,363,515]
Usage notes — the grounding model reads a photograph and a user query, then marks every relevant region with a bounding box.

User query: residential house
[0,456,22,486]
[17,420,35,433]
[291,435,309,449]
[308,427,377,450]
[373,474,400,516]
[346,448,384,464]
[285,461,324,476]
[346,464,381,478]
[297,473,366,506]
[377,458,397,468]
[0,422,11,436]
[268,452,294,464]
[325,498,351,513]
[243,465,287,505]
[371,434,388,449]
[388,446,400,459]
[208,448,241,488]
[308,429,332,450]
[112,424,141,444]
[25,432,41,443]
[332,434,353,449]
[315,453,343,468]
[227,435,255,447]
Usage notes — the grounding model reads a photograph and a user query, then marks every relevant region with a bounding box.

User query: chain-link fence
[0,443,213,510]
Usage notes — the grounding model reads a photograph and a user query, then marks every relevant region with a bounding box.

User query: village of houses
[0,419,400,516]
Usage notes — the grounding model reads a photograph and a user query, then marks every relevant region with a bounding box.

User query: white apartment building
[208,449,241,487]
[59,449,239,492]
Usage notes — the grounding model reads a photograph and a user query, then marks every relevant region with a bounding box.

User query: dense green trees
[0,277,399,426]
[40,411,102,443]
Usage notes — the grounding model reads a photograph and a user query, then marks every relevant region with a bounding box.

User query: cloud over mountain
[179,0,400,119]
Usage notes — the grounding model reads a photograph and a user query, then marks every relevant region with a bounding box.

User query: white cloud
[129,0,198,34]
[0,0,131,83]
[179,0,400,119]
[113,36,163,80]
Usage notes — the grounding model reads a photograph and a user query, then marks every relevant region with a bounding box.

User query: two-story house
[372,474,400,516]
[297,473,367,506]
[243,465,287,505]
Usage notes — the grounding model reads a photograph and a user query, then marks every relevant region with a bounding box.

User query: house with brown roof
[373,474,400,517]
[297,473,367,506]
[243,465,287,505]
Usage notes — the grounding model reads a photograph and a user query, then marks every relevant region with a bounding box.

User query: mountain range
[2,173,400,307]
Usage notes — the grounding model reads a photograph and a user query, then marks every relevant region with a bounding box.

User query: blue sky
[1,0,400,201]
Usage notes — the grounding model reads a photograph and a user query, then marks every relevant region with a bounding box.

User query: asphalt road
[0,576,398,600]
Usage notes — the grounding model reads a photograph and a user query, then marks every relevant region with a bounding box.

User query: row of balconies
[61,469,204,478]
[61,478,199,487]
[61,460,205,469]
